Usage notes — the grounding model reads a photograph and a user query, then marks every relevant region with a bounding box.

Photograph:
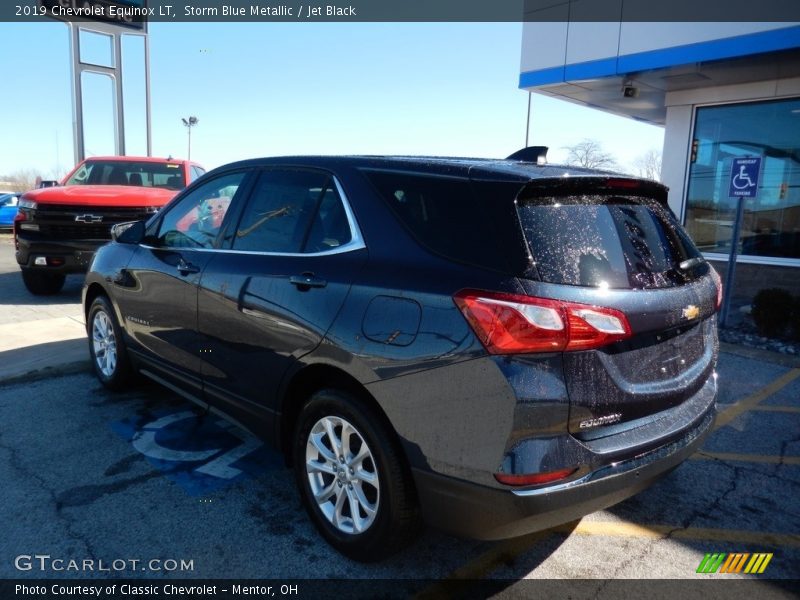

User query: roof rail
[506,146,548,163]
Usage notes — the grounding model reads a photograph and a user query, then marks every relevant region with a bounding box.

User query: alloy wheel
[304,416,380,535]
[92,310,118,378]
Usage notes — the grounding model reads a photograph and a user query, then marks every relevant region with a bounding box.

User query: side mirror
[112,220,146,244]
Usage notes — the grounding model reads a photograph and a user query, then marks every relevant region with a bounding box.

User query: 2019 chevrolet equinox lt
[82,152,720,561]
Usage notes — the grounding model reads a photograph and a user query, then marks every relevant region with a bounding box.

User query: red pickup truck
[14,156,205,295]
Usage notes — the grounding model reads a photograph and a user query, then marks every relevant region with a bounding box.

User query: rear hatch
[512,177,719,437]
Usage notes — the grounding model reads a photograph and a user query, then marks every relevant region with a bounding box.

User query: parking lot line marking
[424,518,800,589]
[572,520,661,539]
[751,405,800,414]
[424,370,800,588]
[692,451,800,466]
[415,527,560,595]
[570,521,800,547]
[714,368,800,431]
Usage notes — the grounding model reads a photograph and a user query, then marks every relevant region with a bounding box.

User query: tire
[87,296,133,390]
[21,269,65,295]
[293,389,422,562]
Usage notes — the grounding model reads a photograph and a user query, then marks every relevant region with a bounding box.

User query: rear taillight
[494,467,578,486]
[710,268,723,311]
[454,289,631,354]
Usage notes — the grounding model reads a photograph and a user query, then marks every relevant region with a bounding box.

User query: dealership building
[520,20,800,303]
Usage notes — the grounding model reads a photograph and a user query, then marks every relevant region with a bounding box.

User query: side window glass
[190,166,206,182]
[303,185,352,252]
[156,172,245,249]
[233,169,333,253]
[71,164,90,183]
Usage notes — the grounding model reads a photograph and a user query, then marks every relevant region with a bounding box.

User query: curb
[0,359,92,388]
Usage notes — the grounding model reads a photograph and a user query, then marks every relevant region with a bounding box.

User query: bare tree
[563,139,618,170]
[633,149,662,181]
[4,169,45,193]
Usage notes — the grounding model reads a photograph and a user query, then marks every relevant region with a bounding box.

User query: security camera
[623,85,639,98]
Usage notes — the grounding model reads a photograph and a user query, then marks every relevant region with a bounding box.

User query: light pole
[181,116,199,160]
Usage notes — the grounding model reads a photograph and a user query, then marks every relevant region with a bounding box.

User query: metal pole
[720,196,746,327]
[144,33,152,157]
[69,23,85,163]
[525,92,531,147]
[187,126,191,160]
[114,32,125,156]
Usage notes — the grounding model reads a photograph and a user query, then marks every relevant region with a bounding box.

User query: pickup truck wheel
[88,296,133,390]
[21,269,65,295]
[293,389,422,562]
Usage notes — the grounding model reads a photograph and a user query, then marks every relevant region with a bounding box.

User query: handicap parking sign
[729,157,762,198]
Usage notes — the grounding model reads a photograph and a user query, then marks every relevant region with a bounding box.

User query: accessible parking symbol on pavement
[111,408,281,496]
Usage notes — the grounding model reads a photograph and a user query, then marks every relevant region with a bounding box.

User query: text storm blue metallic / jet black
[82,154,719,561]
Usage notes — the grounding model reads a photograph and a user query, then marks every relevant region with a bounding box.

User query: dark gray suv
[83,152,719,561]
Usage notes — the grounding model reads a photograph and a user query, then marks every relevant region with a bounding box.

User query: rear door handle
[289,273,327,289]
[177,258,200,275]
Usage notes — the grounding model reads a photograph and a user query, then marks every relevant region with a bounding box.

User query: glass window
[517,195,704,289]
[233,169,346,253]
[190,166,206,182]
[685,98,800,260]
[156,172,245,248]
[66,159,187,190]
[362,170,519,273]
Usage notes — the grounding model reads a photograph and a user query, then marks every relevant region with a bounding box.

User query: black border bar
[3,579,800,600]
[4,0,800,23]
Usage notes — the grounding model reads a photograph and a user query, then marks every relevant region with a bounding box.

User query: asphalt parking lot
[1,232,798,594]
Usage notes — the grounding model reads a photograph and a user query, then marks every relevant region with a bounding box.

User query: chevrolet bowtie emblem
[682,305,700,320]
[75,214,103,223]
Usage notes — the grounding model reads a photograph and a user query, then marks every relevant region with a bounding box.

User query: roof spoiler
[506,146,548,163]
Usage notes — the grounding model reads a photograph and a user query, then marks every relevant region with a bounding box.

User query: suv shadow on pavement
[0,336,88,384]
[0,271,83,306]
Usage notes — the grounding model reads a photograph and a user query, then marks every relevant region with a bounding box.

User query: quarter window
[155,172,245,248]
[362,170,518,273]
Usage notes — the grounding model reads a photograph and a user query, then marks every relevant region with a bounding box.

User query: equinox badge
[579,413,622,429]
[75,214,103,223]
[682,305,700,320]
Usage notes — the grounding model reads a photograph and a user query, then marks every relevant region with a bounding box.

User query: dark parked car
[82,153,720,561]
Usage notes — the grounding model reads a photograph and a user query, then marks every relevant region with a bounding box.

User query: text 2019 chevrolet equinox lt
[82,152,720,561]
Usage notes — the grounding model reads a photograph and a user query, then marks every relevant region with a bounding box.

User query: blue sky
[0,21,663,178]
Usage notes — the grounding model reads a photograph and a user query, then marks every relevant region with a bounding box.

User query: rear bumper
[15,233,105,274]
[413,405,714,540]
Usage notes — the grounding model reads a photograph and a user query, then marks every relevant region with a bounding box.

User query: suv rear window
[517,194,705,289]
